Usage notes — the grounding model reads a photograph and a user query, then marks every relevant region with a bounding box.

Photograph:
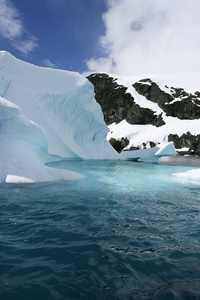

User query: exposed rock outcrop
[87,73,165,127]
[109,137,129,152]
[168,132,200,155]
[133,79,200,120]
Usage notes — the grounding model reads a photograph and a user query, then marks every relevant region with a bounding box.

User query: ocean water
[0,159,200,300]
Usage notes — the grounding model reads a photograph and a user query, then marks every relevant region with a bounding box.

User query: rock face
[109,137,129,153]
[133,79,200,120]
[87,73,200,155]
[168,132,200,156]
[87,73,165,127]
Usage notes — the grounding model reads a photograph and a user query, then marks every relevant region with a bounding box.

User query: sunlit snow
[107,74,200,149]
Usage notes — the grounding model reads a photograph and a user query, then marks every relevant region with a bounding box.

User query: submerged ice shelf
[0,52,177,183]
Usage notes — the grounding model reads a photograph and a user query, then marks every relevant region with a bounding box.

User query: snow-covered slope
[107,118,200,151]
[117,74,200,153]
[0,51,117,160]
[116,72,200,95]
[87,73,200,155]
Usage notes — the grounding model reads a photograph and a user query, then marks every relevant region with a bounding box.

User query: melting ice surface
[0,160,200,299]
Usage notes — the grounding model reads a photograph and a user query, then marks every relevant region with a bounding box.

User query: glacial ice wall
[0,96,84,183]
[0,51,117,160]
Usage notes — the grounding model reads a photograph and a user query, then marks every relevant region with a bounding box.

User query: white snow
[107,72,200,150]
[108,117,200,151]
[115,72,200,94]
[176,147,190,153]
[0,96,84,183]
[116,76,163,115]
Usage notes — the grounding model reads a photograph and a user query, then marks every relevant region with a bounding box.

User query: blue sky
[0,0,107,72]
[0,0,200,75]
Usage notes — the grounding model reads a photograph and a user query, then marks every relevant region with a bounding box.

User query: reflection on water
[0,160,200,299]
[159,155,200,167]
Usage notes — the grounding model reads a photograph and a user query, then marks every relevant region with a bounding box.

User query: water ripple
[0,160,200,299]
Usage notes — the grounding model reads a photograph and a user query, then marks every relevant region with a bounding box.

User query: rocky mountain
[87,73,200,155]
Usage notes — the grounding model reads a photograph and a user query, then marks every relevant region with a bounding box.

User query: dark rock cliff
[87,73,165,127]
[133,79,200,120]
[168,132,200,156]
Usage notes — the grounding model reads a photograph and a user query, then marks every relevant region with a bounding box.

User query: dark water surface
[0,160,200,299]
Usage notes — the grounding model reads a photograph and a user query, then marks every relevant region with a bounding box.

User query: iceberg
[120,142,177,163]
[0,96,84,183]
[0,51,117,160]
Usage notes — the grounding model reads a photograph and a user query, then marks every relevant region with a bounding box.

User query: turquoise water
[0,160,200,299]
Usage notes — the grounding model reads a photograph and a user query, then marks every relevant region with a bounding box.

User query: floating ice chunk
[120,142,177,163]
[155,142,177,157]
[173,169,200,181]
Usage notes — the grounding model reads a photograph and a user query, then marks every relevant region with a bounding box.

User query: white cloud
[86,0,200,75]
[0,0,38,54]
[43,58,57,68]
[14,39,38,55]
